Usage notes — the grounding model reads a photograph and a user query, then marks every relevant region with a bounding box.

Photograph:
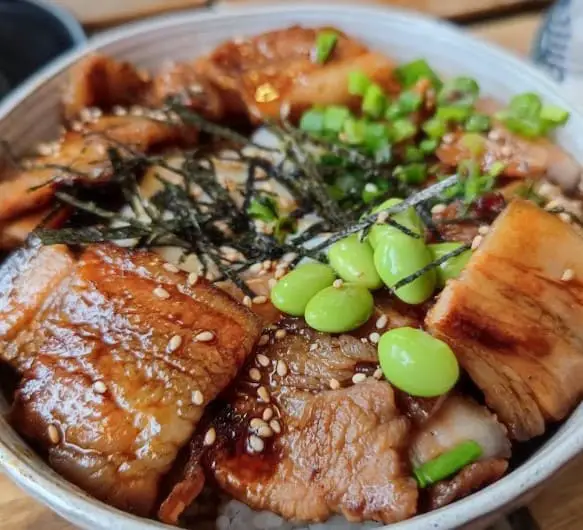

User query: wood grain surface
[5,5,583,530]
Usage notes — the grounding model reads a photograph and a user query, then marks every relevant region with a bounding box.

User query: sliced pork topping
[427,199,583,440]
[5,244,261,516]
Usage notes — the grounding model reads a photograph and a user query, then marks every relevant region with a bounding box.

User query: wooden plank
[54,0,548,27]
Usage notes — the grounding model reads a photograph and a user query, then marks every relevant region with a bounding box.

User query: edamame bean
[374,231,436,304]
[271,263,336,316]
[378,327,459,397]
[429,242,472,288]
[368,198,424,249]
[328,235,382,289]
[305,283,374,333]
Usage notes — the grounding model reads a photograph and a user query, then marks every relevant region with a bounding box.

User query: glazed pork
[427,199,583,440]
[0,243,261,516]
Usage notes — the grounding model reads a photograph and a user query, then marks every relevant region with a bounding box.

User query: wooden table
[5,1,581,529]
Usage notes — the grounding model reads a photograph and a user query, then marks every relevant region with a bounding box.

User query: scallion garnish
[436,105,471,123]
[364,122,391,152]
[465,113,491,133]
[362,83,387,118]
[348,70,372,96]
[323,105,352,132]
[247,195,278,222]
[394,163,427,184]
[422,117,447,139]
[437,76,480,109]
[314,30,338,64]
[392,118,417,142]
[299,108,325,133]
[342,117,366,145]
[405,145,424,163]
[413,440,483,488]
[395,59,442,89]
[460,133,486,157]
[540,104,570,125]
[419,138,438,154]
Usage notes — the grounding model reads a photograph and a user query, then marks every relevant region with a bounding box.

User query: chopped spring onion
[324,105,352,132]
[364,122,391,152]
[509,92,542,119]
[248,195,278,222]
[422,117,447,140]
[361,182,382,204]
[488,161,506,178]
[436,105,471,123]
[314,30,338,64]
[395,59,442,89]
[460,133,486,157]
[419,138,438,154]
[362,84,387,118]
[405,145,424,163]
[299,108,325,133]
[348,70,372,96]
[413,440,483,488]
[438,76,480,108]
[398,91,423,113]
[394,163,427,184]
[465,113,491,133]
[392,118,417,142]
[540,104,570,125]
[375,143,393,164]
[342,117,366,145]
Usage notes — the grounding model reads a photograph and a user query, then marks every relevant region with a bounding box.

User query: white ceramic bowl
[2,3,583,529]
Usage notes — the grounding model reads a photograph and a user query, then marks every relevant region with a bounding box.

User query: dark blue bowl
[0,0,86,100]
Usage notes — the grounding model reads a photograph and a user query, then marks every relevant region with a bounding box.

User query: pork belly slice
[161,321,418,525]
[427,199,583,440]
[7,244,261,516]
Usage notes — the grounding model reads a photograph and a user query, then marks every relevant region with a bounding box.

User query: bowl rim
[1,3,583,529]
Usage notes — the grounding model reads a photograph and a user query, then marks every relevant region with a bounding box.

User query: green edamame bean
[368,198,424,249]
[328,235,382,289]
[378,327,459,397]
[374,231,436,304]
[305,283,374,333]
[429,242,472,288]
[271,263,336,316]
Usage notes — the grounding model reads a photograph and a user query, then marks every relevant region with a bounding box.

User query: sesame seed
[329,378,340,390]
[561,269,575,282]
[269,419,282,434]
[478,225,490,235]
[333,279,344,289]
[195,331,214,342]
[257,354,270,367]
[431,203,447,215]
[93,381,107,394]
[250,418,267,430]
[163,263,179,273]
[309,343,318,352]
[276,360,288,377]
[488,129,502,141]
[275,329,287,340]
[262,408,274,421]
[192,390,204,405]
[352,373,367,384]
[559,212,572,223]
[204,428,216,446]
[187,273,199,286]
[262,260,273,271]
[373,367,383,380]
[442,133,455,145]
[258,335,269,347]
[249,368,262,382]
[500,145,513,157]
[253,295,268,305]
[256,424,274,438]
[274,268,287,279]
[113,105,128,116]
[471,235,483,251]
[168,335,183,352]
[47,425,60,445]
[243,296,252,307]
[153,286,170,299]
[268,278,277,289]
[360,337,369,344]
[248,435,265,453]
[257,386,271,403]
[249,263,263,274]
[369,332,380,344]
[376,315,388,329]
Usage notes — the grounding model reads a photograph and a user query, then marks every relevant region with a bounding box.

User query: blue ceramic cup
[0,0,85,100]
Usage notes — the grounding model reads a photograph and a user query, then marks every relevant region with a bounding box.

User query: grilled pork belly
[1,243,261,516]
[427,199,583,440]
[162,320,418,525]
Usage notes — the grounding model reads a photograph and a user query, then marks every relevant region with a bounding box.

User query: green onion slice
[540,104,570,125]
[438,77,480,109]
[348,70,372,96]
[422,117,447,140]
[299,108,325,133]
[394,163,427,185]
[323,105,352,133]
[314,30,338,64]
[392,118,417,142]
[413,440,483,488]
[437,105,471,123]
[395,59,442,89]
[248,195,278,222]
[362,84,387,118]
[465,113,491,133]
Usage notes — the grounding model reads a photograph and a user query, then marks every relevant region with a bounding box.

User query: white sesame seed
[376,315,388,329]
[250,418,267,431]
[262,408,274,421]
[275,329,287,340]
[71,121,83,132]
[352,373,367,384]
[253,295,268,305]
[243,296,252,307]
[471,235,483,251]
[257,354,270,367]
[500,145,513,157]
[561,269,575,282]
[276,360,288,377]
[274,268,287,280]
[442,133,455,145]
[249,263,263,274]
[309,343,318,352]
[93,381,107,394]
[192,390,204,406]
[269,419,282,434]
[187,273,199,286]
[268,278,277,289]
[204,428,216,446]
[168,335,183,352]
[163,263,179,273]
[249,368,262,382]
[478,225,490,235]
[369,332,381,344]
[559,212,572,223]
[373,367,383,380]
[258,335,269,347]
[47,425,60,445]
[256,424,274,438]
[153,286,170,299]
[257,386,271,403]
[333,279,344,289]
[431,203,447,215]
[195,331,214,342]
[262,260,273,271]
[248,435,265,453]
[488,129,502,141]
[360,337,369,344]
[113,105,128,116]
[329,378,340,390]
